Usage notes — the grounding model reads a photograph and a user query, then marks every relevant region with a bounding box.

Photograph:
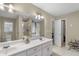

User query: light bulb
[8,8,13,13]
[8,4,14,13]
[38,15,41,20]
[41,16,44,19]
[0,3,4,10]
[22,23,24,27]
[9,4,14,9]
[35,15,38,19]
[0,5,4,10]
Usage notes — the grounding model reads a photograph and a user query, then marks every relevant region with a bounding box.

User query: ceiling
[33,3,79,16]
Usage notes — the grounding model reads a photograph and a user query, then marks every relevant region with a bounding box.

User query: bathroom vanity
[0,7,52,56]
[0,37,52,56]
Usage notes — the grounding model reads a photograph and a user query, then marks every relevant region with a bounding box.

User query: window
[4,22,13,32]
[4,22,13,41]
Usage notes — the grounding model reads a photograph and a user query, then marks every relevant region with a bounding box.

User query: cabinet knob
[47,48,49,50]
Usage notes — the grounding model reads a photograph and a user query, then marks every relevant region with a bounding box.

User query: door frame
[61,20,66,47]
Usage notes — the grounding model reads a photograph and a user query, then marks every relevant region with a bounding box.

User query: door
[54,20,62,47]
[54,20,66,47]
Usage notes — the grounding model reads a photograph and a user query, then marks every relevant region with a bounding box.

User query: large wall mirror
[31,17,45,38]
[0,5,45,42]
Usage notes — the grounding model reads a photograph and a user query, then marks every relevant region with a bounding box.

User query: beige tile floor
[52,46,79,56]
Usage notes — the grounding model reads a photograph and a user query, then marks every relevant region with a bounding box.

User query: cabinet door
[42,41,52,56]
[48,41,52,55]
[31,51,41,56]
[27,45,41,56]
[11,50,27,56]
[42,46,50,56]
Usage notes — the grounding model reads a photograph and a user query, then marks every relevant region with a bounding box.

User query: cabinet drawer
[42,41,52,48]
[27,45,41,56]
[31,51,41,56]
[11,50,27,56]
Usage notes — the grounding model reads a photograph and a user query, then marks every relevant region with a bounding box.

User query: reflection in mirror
[0,17,17,42]
[32,21,36,36]
[4,22,13,41]
[22,18,30,36]
[32,13,45,38]
[32,21,40,37]
[0,4,32,42]
[31,17,44,40]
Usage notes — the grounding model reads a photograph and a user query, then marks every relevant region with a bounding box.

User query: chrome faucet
[22,36,30,44]
[3,42,10,49]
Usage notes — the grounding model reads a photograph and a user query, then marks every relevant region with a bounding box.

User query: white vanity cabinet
[9,39,52,56]
[26,41,52,56]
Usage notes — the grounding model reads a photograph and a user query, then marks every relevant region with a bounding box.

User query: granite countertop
[0,37,52,56]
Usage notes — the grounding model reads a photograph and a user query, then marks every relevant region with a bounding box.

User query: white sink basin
[0,42,26,55]
[0,45,16,55]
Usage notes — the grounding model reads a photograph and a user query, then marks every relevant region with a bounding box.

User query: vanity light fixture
[35,15,44,20]
[0,3,14,13]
